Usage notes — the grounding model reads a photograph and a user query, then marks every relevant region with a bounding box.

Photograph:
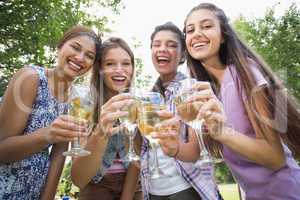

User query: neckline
[43,68,68,104]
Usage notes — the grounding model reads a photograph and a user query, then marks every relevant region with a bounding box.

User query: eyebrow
[186,18,214,27]
[73,41,96,56]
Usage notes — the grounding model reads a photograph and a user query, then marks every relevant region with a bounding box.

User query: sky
[94,0,298,86]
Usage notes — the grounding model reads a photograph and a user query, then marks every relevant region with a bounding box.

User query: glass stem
[128,133,135,154]
[73,137,81,149]
[195,129,209,158]
[152,142,160,170]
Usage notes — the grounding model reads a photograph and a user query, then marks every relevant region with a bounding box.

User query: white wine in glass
[63,85,92,157]
[175,78,213,166]
[119,88,140,161]
[137,92,166,179]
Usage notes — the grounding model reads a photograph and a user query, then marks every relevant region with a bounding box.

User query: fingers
[186,89,214,103]
[102,94,132,111]
[192,81,211,91]
[197,98,223,119]
[100,110,128,124]
[53,115,87,132]
[156,110,173,120]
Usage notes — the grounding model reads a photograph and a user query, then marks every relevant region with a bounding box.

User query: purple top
[220,64,300,199]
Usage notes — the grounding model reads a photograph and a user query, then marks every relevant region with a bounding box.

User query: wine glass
[119,87,140,162]
[174,78,213,166]
[63,85,92,157]
[137,91,166,179]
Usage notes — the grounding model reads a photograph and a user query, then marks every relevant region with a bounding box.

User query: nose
[194,27,205,37]
[114,63,124,71]
[75,52,85,62]
[158,44,168,52]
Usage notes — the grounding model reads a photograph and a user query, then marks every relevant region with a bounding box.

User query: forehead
[186,9,219,24]
[104,47,131,59]
[65,35,96,50]
[153,30,180,43]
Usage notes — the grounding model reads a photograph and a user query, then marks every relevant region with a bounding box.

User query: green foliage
[0,0,122,96]
[134,57,153,89]
[233,2,300,100]
[215,163,235,184]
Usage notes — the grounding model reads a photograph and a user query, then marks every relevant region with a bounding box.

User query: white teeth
[112,76,126,81]
[157,56,169,62]
[69,61,82,70]
[192,42,207,48]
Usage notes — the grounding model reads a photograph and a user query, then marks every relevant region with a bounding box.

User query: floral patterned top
[0,66,68,200]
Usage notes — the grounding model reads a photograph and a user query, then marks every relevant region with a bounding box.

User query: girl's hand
[44,115,87,144]
[97,93,133,137]
[151,110,181,157]
[191,82,227,138]
[197,97,226,139]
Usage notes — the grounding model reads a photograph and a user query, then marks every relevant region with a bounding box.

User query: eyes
[151,41,179,50]
[103,60,132,69]
[70,44,95,61]
[185,22,214,34]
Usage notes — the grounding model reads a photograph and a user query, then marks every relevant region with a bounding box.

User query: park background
[0,0,299,199]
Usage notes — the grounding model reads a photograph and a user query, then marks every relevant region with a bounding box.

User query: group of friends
[1,3,300,200]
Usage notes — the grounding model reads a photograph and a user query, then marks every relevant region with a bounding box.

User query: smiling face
[151,30,183,81]
[185,9,223,64]
[101,47,133,94]
[57,35,96,80]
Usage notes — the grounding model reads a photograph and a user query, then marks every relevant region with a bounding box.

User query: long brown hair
[184,3,300,157]
[90,37,135,124]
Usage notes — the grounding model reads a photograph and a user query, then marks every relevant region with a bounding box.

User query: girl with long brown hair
[71,37,142,200]
[182,3,300,199]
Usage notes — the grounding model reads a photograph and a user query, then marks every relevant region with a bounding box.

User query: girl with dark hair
[181,3,300,199]
[139,22,220,200]
[0,25,101,199]
[71,37,142,200]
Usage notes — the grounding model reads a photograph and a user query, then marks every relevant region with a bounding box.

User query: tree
[0,0,122,96]
[233,2,300,100]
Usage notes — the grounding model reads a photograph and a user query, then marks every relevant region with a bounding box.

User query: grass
[218,183,240,200]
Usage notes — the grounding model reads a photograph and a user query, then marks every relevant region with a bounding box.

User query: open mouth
[192,41,208,50]
[68,60,83,72]
[156,56,170,65]
[111,75,127,84]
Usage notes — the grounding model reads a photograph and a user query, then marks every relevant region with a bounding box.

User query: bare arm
[71,131,108,189]
[40,143,68,200]
[0,67,86,163]
[0,68,50,162]
[120,162,140,200]
[201,87,285,170]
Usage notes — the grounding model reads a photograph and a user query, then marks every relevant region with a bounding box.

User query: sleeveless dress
[0,66,68,200]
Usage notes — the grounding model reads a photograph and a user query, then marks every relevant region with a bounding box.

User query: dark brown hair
[184,3,300,157]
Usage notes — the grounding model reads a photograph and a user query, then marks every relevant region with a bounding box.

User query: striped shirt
[140,72,219,200]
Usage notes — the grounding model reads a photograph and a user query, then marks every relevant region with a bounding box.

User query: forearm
[0,128,49,162]
[121,162,140,200]
[71,133,108,189]
[215,127,285,170]
[40,143,68,200]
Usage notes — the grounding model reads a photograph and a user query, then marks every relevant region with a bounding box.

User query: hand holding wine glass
[63,85,94,157]
[174,78,214,166]
[150,110,181,158]
[137,91,167,179]
[118,87,140,162]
